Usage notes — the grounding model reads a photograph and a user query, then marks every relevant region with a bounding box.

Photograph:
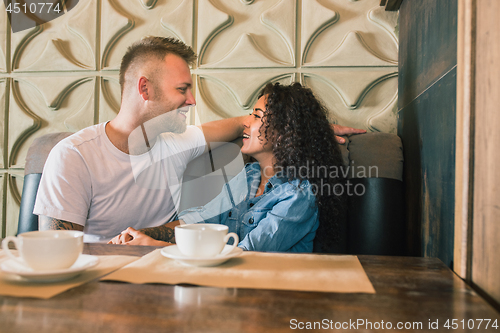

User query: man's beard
[160,107,188,134]
[146,105,188,135]
[127,106,188,155]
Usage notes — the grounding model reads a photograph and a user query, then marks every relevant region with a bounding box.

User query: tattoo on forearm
[140,225,176,243]
[39,216,84,231]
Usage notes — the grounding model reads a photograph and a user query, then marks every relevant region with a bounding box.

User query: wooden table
[1,244,499,332]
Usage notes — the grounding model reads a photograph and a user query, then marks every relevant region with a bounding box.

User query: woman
[111,82,345,253]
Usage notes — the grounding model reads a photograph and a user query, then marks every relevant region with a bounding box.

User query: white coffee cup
[175,224,239,258]
[2,230,84,271]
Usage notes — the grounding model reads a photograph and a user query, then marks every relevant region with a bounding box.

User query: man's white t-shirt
[33,123,206,243]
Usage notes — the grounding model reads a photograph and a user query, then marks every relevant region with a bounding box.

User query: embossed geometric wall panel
[195,71,295,123]
[198,0,295,68]
[101,0,193,70]
[10,0,97,72]
[0,2,7,73]
[99,75,121,123]
[0,78,6,169]
[302,0,398,66]
[8,77,96,168]
[302,69,398,132]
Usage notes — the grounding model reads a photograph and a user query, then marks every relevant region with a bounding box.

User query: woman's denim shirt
[179,163,319,252]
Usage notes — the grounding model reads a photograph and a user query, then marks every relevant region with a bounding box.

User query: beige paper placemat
[0,250,139,299]
[102,249,375,293]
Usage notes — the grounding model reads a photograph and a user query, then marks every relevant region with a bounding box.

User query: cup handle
[2,236,23,264]
[223,232,239,254]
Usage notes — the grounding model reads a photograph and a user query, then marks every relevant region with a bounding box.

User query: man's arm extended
[108,220,181,245]
[139,220,181,243]
[198,116,246,150]
[39,215,84,231]
[199,116,366,146]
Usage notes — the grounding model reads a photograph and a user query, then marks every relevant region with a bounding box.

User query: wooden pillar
[454,0,475,280]
[470,0,500,308]
[456,0,500,308]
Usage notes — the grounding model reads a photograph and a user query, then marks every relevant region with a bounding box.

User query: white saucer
[161,245,243,267]
[0,254,99,283]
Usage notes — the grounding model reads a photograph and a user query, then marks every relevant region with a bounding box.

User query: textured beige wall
[0,0,398,236]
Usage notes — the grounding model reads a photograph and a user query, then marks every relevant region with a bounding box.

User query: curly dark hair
[259,82,346,253]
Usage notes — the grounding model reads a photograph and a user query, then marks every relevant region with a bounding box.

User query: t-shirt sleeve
[187,125,207,159]
[33,143,92,226]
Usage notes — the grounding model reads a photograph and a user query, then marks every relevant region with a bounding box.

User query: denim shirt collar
[245,162,288,197]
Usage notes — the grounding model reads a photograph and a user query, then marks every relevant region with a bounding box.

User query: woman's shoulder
[290,179,315,197]
[272,173,312,189]
[271,177,315,199]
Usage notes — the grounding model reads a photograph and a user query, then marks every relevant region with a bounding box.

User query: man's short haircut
[119,36,197,95]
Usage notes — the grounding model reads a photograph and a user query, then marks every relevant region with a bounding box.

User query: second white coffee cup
[175,224,239,258]
[2,230,84,271]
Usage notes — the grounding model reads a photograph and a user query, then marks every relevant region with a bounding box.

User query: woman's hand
[108,230,133,245]
[108,227,172,246]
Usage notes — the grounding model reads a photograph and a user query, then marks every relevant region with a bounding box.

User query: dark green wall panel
[398,69,456,267]
[398,0,457,267]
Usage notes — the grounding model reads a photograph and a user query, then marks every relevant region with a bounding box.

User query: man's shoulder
[56,123,105,150]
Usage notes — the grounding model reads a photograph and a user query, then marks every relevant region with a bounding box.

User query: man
[34,36,363,242]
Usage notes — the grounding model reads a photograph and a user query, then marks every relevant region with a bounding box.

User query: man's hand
[108,227,171,246]
[108,221,180,245]
[331,124,366,144]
